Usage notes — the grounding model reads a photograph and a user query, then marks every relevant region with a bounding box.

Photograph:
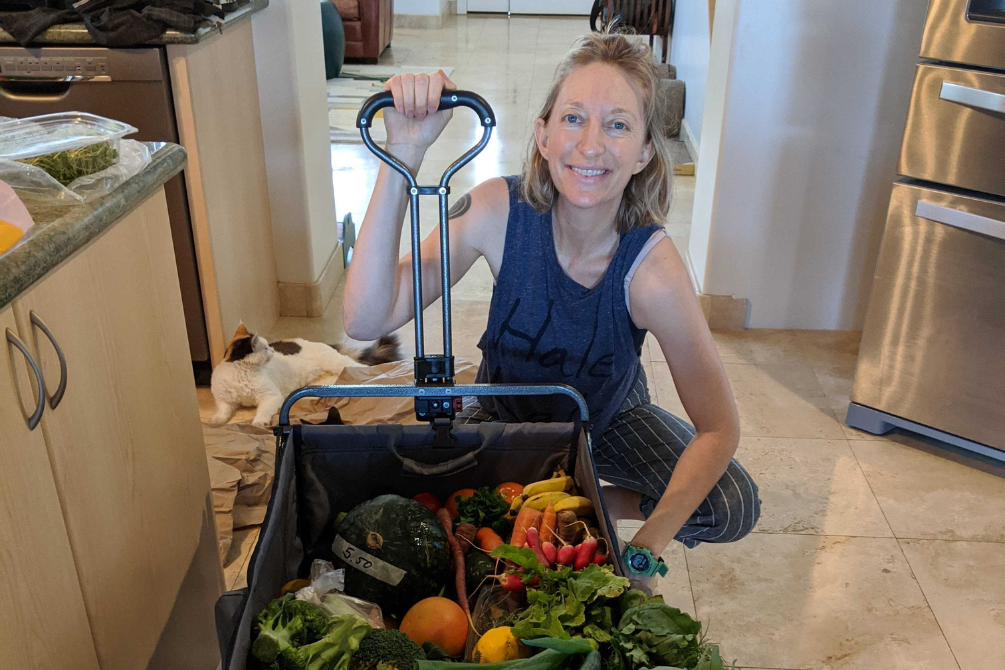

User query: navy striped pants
[459,369,761,548]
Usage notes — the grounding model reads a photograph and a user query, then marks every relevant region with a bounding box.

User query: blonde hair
[522,32,673,233]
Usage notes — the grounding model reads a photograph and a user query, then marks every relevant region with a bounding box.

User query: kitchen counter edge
[0,0,268,47]
[0,143,187,310]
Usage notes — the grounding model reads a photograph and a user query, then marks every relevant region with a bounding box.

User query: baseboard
[680,118,700,170]
[277,243,345,317]
[698,293,750,330]
[395,13,445,29]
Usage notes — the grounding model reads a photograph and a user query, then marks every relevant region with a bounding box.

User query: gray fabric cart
[214,91,626,669]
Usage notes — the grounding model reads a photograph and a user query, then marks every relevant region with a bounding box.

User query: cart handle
[276,383,590,427]
[355,90,496,190]
[354,89,497,370]
[357,90,495,131]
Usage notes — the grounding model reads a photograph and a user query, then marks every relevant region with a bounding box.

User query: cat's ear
[251,334,272,353]
[233,322,251,338]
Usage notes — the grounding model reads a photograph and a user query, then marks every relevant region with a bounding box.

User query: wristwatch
[621,543,669,577]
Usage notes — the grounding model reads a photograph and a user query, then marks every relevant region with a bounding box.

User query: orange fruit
[412,492,441,513]
[400,597,468,657]
[495,482,524,504]
[445,488,476,519]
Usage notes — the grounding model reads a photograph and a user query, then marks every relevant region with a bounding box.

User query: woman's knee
[708,466,761,543]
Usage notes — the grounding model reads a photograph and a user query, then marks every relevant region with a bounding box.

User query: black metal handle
[355,89,497,371]
[276,383,590,428]
[356,90,496,130]
[29,312,67,410]
[6,328,45,431]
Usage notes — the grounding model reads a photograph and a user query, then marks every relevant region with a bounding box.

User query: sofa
[330,0,393,64]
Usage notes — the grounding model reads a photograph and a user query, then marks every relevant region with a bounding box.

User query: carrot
[476,527,504,553]
[436,508,469,617]
[540,504,557,545]
[510,507,541,550]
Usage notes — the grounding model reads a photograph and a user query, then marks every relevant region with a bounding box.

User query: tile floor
[203,13,1005,670]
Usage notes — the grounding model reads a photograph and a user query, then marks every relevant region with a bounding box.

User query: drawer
[853,182,1005,449]
[898,64,1005,197]
[920,0,1005,72]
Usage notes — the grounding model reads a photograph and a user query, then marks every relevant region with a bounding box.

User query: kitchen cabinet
[0,307,100,669]
[3,186,221,669]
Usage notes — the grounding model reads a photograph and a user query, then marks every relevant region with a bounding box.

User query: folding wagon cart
[215,90,628,669]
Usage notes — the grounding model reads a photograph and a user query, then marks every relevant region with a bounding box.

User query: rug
[328,65,454,143]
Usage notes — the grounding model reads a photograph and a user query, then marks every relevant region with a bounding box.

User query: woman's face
[534,62,654,213]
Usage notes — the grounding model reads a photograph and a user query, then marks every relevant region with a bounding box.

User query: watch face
[629,552,651,572]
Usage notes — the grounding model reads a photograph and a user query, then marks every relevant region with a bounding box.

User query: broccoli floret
[349,629,426,670]
[277,615,371,670]
[251,595,327,663]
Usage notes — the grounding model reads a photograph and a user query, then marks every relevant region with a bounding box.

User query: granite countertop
[0,143,186,309]
[0,0,267,47]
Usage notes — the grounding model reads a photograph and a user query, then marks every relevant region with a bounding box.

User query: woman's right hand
[382,70,456,153]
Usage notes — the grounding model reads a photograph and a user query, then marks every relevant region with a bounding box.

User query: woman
[344,33,759,576]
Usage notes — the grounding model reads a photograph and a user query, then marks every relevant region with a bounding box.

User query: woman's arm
[626,237,741,558]
[343,70,506,340]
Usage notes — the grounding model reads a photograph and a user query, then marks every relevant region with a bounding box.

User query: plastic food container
[0,112,137,187]
[0,112,136,161]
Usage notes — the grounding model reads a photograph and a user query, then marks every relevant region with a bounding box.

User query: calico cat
[209,323,400,428]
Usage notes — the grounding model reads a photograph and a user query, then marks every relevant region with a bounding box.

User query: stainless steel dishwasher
[0,46,211,371]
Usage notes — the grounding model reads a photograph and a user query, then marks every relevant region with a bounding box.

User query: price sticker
[332,535,407,586]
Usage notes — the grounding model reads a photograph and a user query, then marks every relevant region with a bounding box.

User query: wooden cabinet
[3,189,221,669]
[0,307,100,669]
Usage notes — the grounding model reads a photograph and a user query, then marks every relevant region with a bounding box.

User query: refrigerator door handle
[938,81,1005,114]
[915,200,1005,241]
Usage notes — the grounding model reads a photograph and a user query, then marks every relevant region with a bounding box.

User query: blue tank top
[475,176,663,436]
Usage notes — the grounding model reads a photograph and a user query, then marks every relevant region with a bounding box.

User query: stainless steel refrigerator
[848,0,1005,462]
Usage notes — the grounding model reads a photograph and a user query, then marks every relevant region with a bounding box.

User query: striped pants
[459,369,761,548]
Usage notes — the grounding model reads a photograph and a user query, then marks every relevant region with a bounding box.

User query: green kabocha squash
[465,551,496,596]
[332,494,450,616]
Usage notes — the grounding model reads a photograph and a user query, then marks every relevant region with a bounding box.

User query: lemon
[473,626,528,664]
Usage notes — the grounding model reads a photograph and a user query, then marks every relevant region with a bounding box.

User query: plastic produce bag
[0,140,151,205]
[294,560,384,628]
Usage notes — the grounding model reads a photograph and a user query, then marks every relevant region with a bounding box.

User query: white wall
[252,0,338,285]
[689,0,928,329]
[668,0,711,147]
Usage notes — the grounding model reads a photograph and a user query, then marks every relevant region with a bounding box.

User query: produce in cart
[332,495,450,617]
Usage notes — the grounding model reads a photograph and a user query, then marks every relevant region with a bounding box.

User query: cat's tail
[354,335,402,366]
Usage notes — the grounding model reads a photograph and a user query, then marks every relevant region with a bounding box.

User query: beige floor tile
[899,539,1005,670]
[687,533,958,670]
[735,437,892,537]
[812,363,888,441]
[710,329,806,366]
[850,436,1005,542]
[726,363,846,439]
[791,329,862,371]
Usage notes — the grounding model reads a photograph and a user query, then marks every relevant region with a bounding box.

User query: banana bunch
[507,474,594,517]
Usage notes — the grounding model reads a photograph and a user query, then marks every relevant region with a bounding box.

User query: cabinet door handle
[939,82,1005,114]
[29,312,67,409]
[6,328,45,430]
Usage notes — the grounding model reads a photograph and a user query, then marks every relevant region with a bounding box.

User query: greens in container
[0,112,135,185]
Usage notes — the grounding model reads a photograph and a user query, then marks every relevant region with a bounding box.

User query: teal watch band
[621,544,669,577]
